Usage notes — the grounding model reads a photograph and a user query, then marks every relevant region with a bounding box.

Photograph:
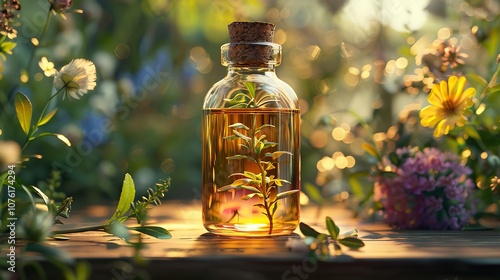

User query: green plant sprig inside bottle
[202,21,300,236]
[217,83,298,234]
[224,82,279,109]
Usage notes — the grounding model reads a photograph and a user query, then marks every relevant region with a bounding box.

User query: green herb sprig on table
[51,173,171,240]
[3,173,171,279]
[298,217,365,259]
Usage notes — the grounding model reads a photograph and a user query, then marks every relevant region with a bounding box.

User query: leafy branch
[224,81,279,108]
[1,173,171,277]
[50,173,171,240]
[15,88,71,155]
[130,178,170,225]
[298,217,365,259]
[218,83,297,234]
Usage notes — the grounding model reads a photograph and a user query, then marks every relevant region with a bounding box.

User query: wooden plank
[14,202,500,279]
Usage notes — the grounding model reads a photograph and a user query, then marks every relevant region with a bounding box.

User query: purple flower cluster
[374,147,476,230]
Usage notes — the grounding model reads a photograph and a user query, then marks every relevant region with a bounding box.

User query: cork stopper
[225,21,280,67]
[228,22,275,43]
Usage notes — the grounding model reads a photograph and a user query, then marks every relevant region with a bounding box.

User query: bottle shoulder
[203,72,298,109]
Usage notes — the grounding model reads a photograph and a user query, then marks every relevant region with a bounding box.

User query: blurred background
[1,0,499,208]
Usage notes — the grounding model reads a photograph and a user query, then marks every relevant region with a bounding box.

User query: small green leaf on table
[326,216,340,240]
[299,222,320,238]
[107,173,136,225]
[129,226,172,239]
[338,237,365,249]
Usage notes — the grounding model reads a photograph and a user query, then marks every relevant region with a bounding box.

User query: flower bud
[51,0,72,12]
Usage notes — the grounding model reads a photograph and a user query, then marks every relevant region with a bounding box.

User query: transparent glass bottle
[202,22,300,236]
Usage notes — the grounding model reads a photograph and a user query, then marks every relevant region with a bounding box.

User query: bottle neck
[221,42,282,70]
[227,64,277,75]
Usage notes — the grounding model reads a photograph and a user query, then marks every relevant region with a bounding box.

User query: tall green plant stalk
[25,10,52,79]
[219,114,297,234]
[218,83,298,234]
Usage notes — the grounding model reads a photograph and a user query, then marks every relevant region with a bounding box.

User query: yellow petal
[456,115,467,127]
[421,116,439,127]
[451,76,466,103]
[433,121,445,137]
[420,107,443,127]
[428,91,444,107]
[435,119,453,137]
[439,79,449,99]
[420,105,441,116]
[447,76,458,95]
[462,87,476,99]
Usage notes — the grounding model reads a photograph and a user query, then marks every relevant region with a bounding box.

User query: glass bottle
[202,22,300,236]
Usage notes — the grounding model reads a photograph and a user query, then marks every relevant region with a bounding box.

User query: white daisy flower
[54,58,97,100]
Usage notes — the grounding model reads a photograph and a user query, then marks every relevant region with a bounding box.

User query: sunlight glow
[344,0,430,32]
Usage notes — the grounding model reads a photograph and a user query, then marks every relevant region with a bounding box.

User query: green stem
[26,10,52,79]
[51,224,107,235]
[256,155,273,235]
[36,86,65,125]
[20,85,67,152]
[18,10,53,152]
[479,62,500,99]
[0,224,107,239]
[468,61,500,145]
[251,114,274,235]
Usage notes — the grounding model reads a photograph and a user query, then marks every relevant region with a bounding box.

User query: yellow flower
[38,56,57,77]
[420,76,476,138]
[53,58,97,100]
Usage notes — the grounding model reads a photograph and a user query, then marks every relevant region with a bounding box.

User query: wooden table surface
[19,201,500,280]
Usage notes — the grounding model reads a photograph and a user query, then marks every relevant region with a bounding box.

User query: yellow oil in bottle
[202,108,300,236]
